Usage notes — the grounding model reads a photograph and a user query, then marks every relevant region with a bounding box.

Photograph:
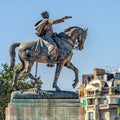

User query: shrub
[0,63,42,120]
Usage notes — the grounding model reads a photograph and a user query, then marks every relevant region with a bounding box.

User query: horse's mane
[63,26,83,33]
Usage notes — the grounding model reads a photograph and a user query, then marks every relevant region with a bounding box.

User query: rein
[61,37,74,47]
[64,27,84,49]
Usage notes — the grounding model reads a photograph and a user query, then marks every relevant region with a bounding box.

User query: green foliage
[0,63,42,120]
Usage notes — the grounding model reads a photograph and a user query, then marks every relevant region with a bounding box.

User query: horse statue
[9,26,87,92]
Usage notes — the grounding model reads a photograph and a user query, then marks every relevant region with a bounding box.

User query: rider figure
[34,11,72,66]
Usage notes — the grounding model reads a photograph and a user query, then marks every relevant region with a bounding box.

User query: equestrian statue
[9,11,88,93]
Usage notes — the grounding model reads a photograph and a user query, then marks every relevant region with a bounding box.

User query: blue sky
[0,0,120,91]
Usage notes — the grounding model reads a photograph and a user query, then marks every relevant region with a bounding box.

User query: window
[102,98,108,104]
[87,99,95,105]
[115,73,120,80]
[87,91,94,96]
[117,85,120,92]
[98,75,104,80]
[117,98,120,104]
[101,112,107,120]
[88,112,93,120]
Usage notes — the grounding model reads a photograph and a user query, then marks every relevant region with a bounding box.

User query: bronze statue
[34,11,72,66]
[9,12,87,93]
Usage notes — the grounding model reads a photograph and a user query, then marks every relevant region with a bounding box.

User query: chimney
[94,68,105,79]
[82,74,93,85]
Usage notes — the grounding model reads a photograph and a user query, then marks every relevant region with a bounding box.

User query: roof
[85,84,98,91]
[89,79,105,85]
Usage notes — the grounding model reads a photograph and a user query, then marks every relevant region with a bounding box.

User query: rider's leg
[41,37,57,67]
[47,46,57,67]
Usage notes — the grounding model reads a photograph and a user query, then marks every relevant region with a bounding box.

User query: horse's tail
[9,43,21,70]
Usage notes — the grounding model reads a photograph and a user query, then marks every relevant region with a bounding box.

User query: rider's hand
[64,16,72,19]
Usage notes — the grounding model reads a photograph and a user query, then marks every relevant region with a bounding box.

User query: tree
[0,63,42,120]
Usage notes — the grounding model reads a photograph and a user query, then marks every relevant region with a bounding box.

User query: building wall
[79,68,120,120]
[82,74,93,86]
[100,108,117,120]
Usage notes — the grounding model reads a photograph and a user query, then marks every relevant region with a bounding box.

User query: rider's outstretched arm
[52,16,72,24]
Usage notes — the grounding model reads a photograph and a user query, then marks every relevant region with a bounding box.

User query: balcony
[99,104,109,109]
[86,105,95,111]
[99,104,118,110]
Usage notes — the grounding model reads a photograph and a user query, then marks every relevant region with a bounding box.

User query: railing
[99,104,118,109]
[79,87,120,98]
[86,105,95,110]
[99,104,109,109]
[96,88,116,96]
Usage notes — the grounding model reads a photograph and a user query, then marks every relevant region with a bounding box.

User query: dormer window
[117,85,120,92]
[115,73,120,80]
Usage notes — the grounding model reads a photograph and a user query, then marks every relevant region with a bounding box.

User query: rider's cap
[41,11,49,17]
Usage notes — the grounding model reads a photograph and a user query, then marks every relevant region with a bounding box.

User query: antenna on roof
[104,65,109,72]
[104,65,114,73]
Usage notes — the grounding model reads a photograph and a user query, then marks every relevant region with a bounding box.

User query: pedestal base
[6,91,81,120]
[6,99,81,120]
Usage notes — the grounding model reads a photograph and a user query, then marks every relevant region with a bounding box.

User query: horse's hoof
[72,79,78,88]
[35,84,41,90]
[72,83,75,88]
[72,82,77,88]
[36,89,49,96]
[53,84,61,91]
[55,86,61,91]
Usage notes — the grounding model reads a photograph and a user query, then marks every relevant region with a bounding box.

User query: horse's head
[61,26,87,50]
[77,28,88,50]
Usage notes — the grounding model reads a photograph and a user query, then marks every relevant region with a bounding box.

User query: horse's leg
[53,53,73,91]
[53,61,64,91]
[12,54,25,91]
[24,61,41,92]
[13,64,24,91]
[64,62,79,88]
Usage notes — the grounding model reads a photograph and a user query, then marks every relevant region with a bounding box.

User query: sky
[0,0,120,91]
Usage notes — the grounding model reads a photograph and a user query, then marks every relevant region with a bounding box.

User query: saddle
[34,38,49,56]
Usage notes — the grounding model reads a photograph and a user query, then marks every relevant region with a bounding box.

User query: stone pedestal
[6,91,81,120]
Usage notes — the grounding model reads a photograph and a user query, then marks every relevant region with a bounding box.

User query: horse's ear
[83,28,88,32]
[85,28,88,32]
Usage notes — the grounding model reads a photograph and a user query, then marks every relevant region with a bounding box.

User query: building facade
[78,68,120,120]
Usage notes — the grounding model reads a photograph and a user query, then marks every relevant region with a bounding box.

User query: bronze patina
[9,12,87,93]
